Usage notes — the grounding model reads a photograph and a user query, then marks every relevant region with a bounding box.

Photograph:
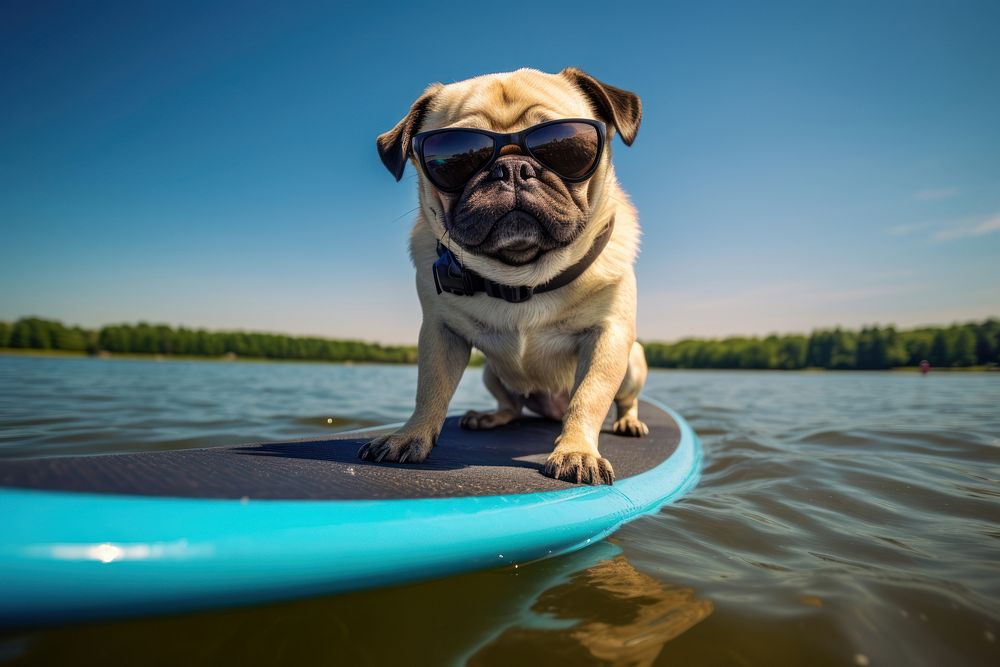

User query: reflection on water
[468,545,713,666]
[1,356,999,665]
[0,541,709,666]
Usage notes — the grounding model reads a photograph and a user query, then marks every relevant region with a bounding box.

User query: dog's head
[377,68,641,269]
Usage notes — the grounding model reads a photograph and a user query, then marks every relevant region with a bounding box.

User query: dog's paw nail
[460,410,485,430]
[461,409,515,431]
[613,418,649,438]
[598,457,615,485]
[357,441,375,460]
[544,451,614,485]
[359,433,432,464]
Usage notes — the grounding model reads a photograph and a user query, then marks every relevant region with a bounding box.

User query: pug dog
[359,67,648,485]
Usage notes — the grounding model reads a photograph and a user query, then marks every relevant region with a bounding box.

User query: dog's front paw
[612,415,649,437]
[543,448,615,485]
[358,432,433,464]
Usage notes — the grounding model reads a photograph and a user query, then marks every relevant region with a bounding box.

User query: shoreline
[0,348,411,367]
[1,349,994,372]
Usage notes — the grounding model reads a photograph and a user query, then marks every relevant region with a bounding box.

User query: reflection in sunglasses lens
[525,122,599,179]
[422,131,495,191]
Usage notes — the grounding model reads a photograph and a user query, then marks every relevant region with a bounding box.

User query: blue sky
[1,0,997,344]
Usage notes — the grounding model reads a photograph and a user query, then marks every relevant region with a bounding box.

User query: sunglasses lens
[421,131,495,191]
[524,122,600,179]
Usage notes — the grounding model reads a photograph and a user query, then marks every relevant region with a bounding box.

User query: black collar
[432,217,615,303]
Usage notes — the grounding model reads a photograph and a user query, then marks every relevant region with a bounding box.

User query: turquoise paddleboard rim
[0,398,701,626]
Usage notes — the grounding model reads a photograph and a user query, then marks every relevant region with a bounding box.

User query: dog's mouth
[465,210,561,266]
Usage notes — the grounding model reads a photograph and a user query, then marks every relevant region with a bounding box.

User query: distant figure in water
[920,360,931,375]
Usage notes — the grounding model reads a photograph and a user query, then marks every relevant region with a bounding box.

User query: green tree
[929,330,951,366]
[776,335,808,369]
[806,330,834,368]
[55,326,89,351]
[900,328,934,366]
[10,317,60,349]
[951,326,977,366]
[975,319,1000,364]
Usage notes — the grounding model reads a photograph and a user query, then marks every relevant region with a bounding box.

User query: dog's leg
[544,325,633,485]
[460,362,523,430]
[612,341,650,437]
[359,320,470,464]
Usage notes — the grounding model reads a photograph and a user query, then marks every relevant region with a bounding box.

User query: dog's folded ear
[560,67,642,146]
[376,84,443,181]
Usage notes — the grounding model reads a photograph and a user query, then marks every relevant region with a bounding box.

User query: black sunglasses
[411,118,606,193]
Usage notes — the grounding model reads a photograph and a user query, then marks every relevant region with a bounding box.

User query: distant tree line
[0,317,417,364]
[643,319,1000,370]
[1,316,998,370]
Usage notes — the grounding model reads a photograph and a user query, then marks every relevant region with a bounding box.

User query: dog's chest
[473,324,580,394]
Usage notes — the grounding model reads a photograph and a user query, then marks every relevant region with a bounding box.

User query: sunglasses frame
[410,118,607,193]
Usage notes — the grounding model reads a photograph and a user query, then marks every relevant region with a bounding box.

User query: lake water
[0,355,998,666]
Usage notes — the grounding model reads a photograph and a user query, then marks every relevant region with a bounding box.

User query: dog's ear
[560,67,642,146]
[376,84,443,181]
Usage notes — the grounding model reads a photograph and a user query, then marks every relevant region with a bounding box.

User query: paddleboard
[0,398,700,626]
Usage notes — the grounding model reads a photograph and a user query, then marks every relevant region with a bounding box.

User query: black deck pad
[0,401,679,500]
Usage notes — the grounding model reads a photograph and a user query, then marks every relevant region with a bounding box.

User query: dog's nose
[489,156,537,186]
